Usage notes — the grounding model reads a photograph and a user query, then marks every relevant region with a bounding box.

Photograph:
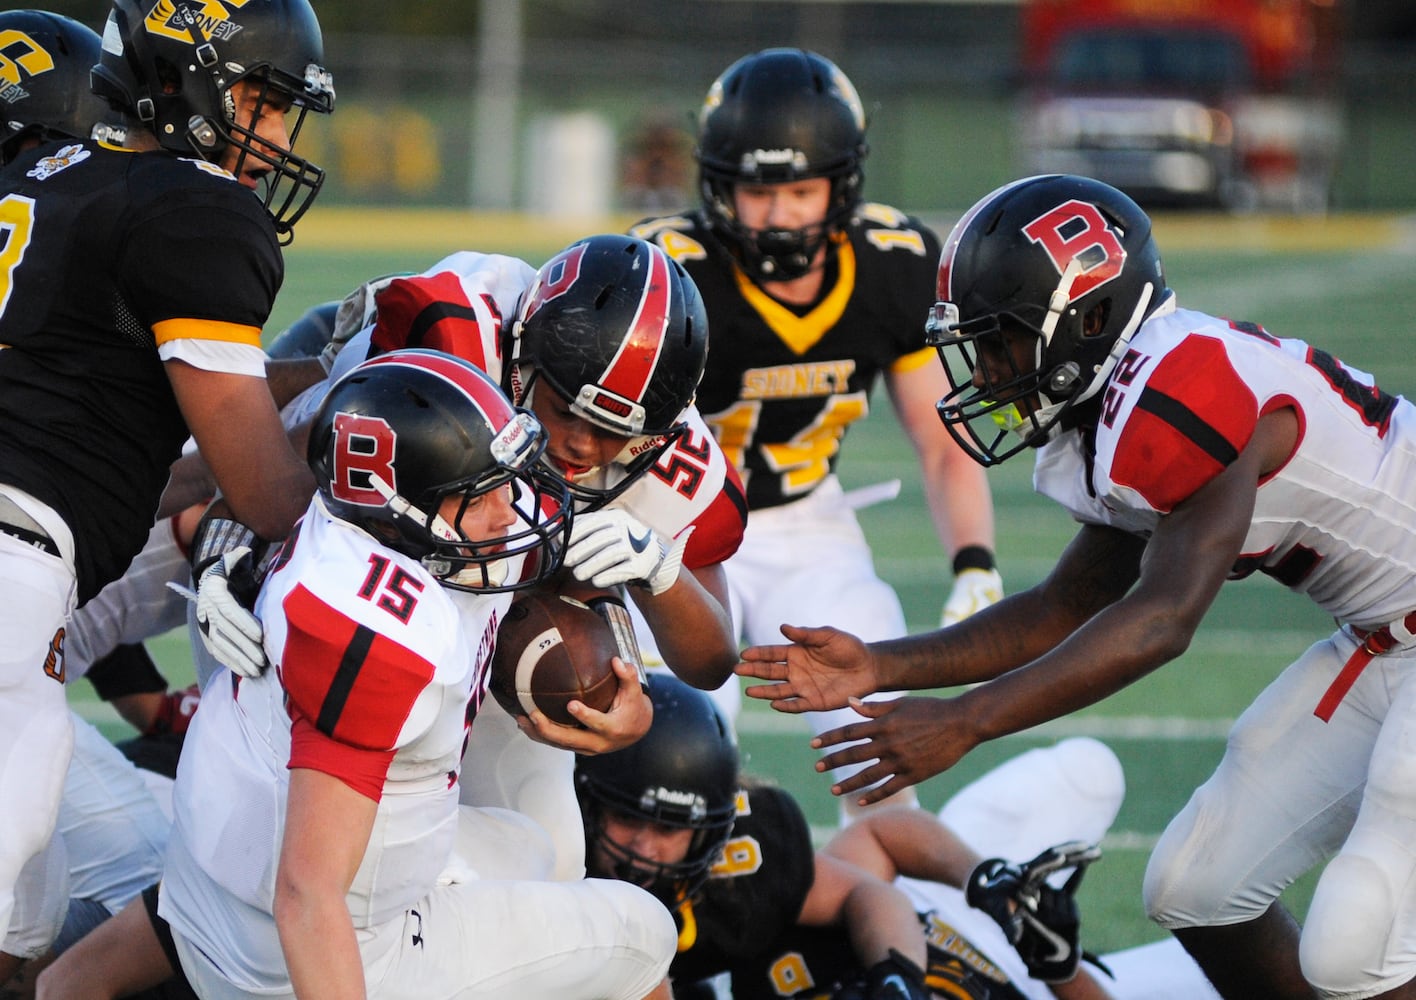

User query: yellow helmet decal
[143,0,250,45]
[0,30,56,93]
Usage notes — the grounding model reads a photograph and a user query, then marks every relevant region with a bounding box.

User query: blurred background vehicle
[1018,0,1344,213]
[32,0,1416,216]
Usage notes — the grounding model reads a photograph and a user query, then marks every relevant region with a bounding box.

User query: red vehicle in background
[1018,0,1343,212]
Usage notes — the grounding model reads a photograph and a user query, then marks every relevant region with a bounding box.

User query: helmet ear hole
[1083,300,1111,338]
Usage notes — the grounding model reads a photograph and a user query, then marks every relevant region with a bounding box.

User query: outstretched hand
[811,695,981,806]
[514,656,651,754]
[735,624,880,714]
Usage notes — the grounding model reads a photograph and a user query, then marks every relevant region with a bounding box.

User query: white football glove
[194,547,269,679]
[941,567,1003,627]
[319,273,404,373]
[564,510,690,596]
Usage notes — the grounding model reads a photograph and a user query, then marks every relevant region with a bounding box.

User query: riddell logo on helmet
[145,0,248,44]
[739,148,809,173]
[626,435,665,459]
[648,786,707,818]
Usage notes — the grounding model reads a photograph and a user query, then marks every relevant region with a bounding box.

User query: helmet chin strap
[1025,280,1158,442]
[369,473,447,536]
[1070,281,1156,408]
[1038,257,1085,347]
[369,473,513,588]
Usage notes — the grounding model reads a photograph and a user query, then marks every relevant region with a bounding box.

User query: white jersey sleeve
[1035,300,1416,628]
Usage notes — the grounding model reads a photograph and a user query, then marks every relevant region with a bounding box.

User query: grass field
[68,208,1416,957]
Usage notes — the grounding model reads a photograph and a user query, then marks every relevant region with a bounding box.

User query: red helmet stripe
[598,246,670,404]
[358,351,514,427]
[937,176,1040,301]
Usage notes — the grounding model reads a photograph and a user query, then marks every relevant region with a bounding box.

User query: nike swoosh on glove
[194,546,269,679]
[965,840,1102,983]
[940,566,1003,627]
[563,509,690,596]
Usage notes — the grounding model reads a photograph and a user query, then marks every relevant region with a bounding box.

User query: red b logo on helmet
[1021,200,1127,302]
[330,411,396,507]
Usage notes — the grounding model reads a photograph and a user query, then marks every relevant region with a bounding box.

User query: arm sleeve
[278,584,440,800]
[1107,336,1259,513]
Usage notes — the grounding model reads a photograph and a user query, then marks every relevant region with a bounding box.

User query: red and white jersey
[612,405,746,570]
[161,495,506,990]
[292,250,746,570]
[1034,297,1416,629]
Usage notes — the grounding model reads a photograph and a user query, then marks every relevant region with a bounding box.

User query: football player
[0,10,119,167]
[628,49,1000,821]
[39,352,675,1000]
[738,174,1416,999]
[199,235,747,880]
[0,0,331,980]
[578,674,1218,999]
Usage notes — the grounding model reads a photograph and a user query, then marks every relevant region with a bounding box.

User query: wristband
[586,592,649,689]
[85,643,168,700]
[952,544,996,575]
[190,515,260,578]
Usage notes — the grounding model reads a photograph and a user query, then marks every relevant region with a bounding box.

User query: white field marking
[744,623,1318,659]
[735,710,1234,741]
[808,824,1161,852]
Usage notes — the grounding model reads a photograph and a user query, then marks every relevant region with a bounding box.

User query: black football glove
[965,840,1106,984]
[832,949,932,1000]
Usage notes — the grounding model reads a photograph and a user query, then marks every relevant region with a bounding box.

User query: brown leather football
[488,590,619,726]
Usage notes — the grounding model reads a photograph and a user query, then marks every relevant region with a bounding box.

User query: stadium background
[50,0,1416,960]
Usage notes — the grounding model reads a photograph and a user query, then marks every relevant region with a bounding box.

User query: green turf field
[69,209,1416,956]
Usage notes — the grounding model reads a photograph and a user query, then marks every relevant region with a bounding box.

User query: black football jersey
[669,778,816,986]
[670,779,1031,1000]
[0,140,281,602]
[727,910,1033,1000]
[631,207,942,510]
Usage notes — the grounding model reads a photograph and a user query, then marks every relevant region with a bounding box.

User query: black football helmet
[695,48,868,281]
[506,234,709,509]
[264,299,337,359]
[576,673,739,912]
[308,349,572,593]
[927,174,1170,466]
[91,0,335,241]
[0,11,118,165]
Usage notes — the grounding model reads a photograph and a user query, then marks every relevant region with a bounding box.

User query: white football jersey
[161,495,507,991]
[1034,297,1416,629]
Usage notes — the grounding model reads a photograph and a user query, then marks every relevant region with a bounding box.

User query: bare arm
[821,805,982,886]
[165,362,314,540]
[886,358,995,559]
[810,409,1294,804]
[627,561,737,688]
[264,357,328,410]
[822,809,1117,1000]
[795,854,928,973]
[736,523,1144,713]
[274,767,376,1000]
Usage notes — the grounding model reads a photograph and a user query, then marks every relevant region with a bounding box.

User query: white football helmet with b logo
[926,174,1170,465]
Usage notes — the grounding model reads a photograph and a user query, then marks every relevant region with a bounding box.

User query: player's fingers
[737,644,790,666]
[853,774,911,807]
[778,622,831,643]
[828,760,894,798]
[740,685,808,711]
[608,655,641,688]
[844,695,895,718]
[811,717,878,750]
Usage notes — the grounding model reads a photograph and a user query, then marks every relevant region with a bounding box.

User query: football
[488,589,620,726]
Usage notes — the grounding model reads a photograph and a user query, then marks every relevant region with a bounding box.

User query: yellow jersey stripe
[152,317,262,348]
